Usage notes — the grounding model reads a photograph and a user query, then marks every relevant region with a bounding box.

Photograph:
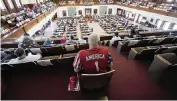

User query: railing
[1,7,58,43]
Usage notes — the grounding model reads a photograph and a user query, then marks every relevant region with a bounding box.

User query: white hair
[88,33,100,45]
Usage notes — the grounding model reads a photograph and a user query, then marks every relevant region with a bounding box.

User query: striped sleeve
[73,52,81,72]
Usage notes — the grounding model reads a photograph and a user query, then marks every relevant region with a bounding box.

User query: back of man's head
[14,48,25,57]
[88,33,100,47]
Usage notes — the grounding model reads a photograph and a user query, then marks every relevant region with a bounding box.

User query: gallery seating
[148,53,177,82]
[79,70,115,91]
[117,36,177,53]
[128,44,177,60]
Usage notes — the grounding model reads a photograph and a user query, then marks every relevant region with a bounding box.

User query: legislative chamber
[1,0,177,100]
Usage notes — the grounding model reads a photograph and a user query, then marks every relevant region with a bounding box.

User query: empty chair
[45,46,64,56]
[128,47,157,60]
[162,46,177,53]
[29,48,42,54]
[159,64,177,96]
[57,56,75,68]
[78,44,89,50]
[172,37,177,43]
[117,41,129,52]
[148,38,158,45]
[1,64,14,76]
[79,70,115,91]
[1,43,18,48]
[148,53,177,82]
[152,38,165,45]
[160,37,175,44]
[11,62,38,73]
[134,39,151,47]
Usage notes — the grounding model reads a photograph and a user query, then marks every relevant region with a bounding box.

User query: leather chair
[11,62,38,73]
[128,47,157,60]
[117,41,129,53]
[78,44,89,50]
[44,46,64,56]
[79,70,115,92]
[1,64,14,76]
[148,53,177,82]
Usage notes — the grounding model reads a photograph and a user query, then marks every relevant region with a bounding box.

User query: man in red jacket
[68,33,113,91]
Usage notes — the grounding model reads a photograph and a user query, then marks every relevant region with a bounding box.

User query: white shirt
[111,36,121,41]
[8,53,42,64]
[78,39,87,44]
[110,36,121,46]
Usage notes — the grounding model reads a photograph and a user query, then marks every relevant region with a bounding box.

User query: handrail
[1,7,58,43]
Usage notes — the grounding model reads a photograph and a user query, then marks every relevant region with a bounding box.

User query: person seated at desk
[68,33,113,91]
[18,33,40,49]
[7,48,42,64]
[66,35,77,45]
[110,32,121,46]
[1,49,16,63]
[43,38,54,47]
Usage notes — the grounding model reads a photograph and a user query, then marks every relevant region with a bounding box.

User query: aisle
[34,20,58,40]
[76,23,82,40]
[88,22,107,36]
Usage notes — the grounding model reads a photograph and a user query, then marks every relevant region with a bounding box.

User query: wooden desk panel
[44,11,51,17]
[1,8,57,44]
[60,3,176,18]
[167,12,177,18]
[1,27,25,42]
[37,14,45,22]
[150,9,168,16]
[24,19,38,32]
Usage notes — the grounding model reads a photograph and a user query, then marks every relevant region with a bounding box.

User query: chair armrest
[132,48,138,54]
[128,48,138,60]
[119,41,123,45]
[156,55,172,65]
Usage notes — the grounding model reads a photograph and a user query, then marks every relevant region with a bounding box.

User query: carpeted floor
[1,47,167,100]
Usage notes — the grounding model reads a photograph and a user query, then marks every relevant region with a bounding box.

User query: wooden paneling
[37,14,45,22]
[1,8,57,43]
[24,19,38,32]
[60,3,177,18]
[1,10,9,16]
[167,12,177,18]
[1,26,25,42]
[44,11,51,17]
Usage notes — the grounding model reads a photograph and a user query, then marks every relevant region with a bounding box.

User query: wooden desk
[1,7,57,43]
[37,14,45,22]
[1,27,25,42]
[139,30,177,37]
[24,19,38,32]
[44,11,51,17]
